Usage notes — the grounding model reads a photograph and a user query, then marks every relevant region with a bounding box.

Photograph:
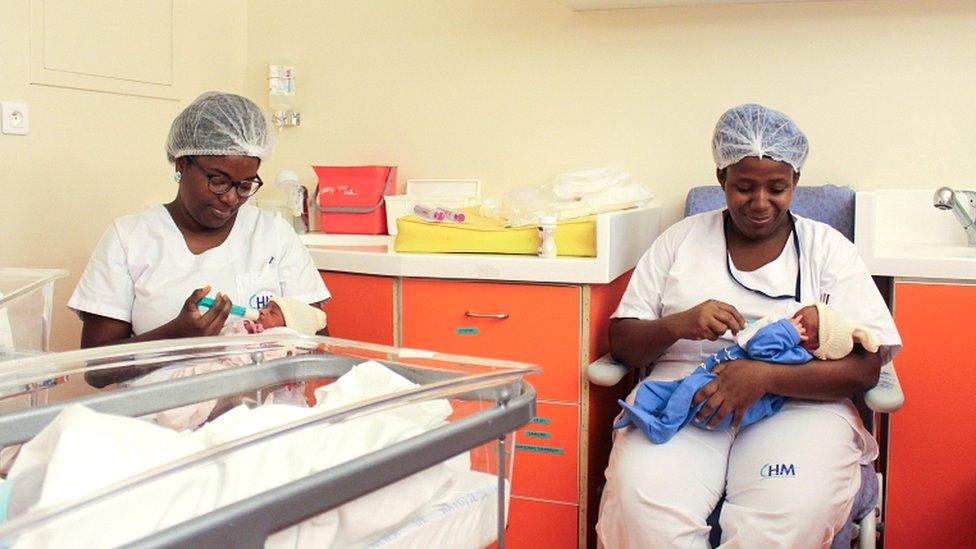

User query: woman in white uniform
[596,104,901,548]
[69,92,330,386]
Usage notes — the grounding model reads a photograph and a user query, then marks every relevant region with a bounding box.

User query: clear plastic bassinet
[0,335,538,548]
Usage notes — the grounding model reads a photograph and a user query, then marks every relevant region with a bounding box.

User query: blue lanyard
[723,210,801,303]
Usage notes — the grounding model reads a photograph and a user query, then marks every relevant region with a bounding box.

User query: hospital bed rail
[0,335,539,548]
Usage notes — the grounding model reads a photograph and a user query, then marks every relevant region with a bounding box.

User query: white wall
[246,0,976,229]
[0,0,249,351]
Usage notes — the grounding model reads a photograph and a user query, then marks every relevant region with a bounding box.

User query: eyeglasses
[185,156,264,198]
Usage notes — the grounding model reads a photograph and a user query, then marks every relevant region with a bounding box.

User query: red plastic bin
[313,165,397,234]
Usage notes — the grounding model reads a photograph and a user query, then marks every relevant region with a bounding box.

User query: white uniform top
[69,204,330,335]
[614,209,901,383]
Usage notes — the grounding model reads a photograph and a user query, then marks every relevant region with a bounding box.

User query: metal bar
[464,311,509,320]
[125,384,535,548]
[0,352,502,447]
[497,434,507,549]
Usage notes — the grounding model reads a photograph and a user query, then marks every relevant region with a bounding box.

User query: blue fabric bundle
[615,319,812,443]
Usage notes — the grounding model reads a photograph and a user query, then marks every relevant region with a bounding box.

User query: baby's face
[258,302,286,328]
[792,305,820,351]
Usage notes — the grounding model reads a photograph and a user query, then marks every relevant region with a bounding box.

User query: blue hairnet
[166,92,274,163]
[711,104,809,172]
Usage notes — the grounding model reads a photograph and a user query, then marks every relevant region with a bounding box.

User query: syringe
[196,296,259,321]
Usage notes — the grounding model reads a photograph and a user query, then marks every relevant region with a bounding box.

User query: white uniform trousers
[596,401,865,548]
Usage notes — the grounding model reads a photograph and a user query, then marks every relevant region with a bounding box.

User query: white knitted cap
[270,297,327,335]
[812,302,880,360]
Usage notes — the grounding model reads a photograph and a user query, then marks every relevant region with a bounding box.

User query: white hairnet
[711,103,809,172]
[166,92,274,163]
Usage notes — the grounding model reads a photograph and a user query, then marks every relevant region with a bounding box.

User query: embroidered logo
[760,463,797,479]
[249,291,273,310]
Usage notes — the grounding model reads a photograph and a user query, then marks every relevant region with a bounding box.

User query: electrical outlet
[1,102,29,135]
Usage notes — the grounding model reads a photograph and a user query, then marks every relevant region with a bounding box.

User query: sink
[856,190,976,280]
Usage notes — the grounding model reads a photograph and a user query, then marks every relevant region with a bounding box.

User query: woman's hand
[671,300,746,341]
[691,359,774,430]
[168,286,232,337]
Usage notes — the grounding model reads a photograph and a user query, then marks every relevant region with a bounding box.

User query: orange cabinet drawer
[401,279,581,402]
[320,271,394,345]
[505,497,578,549]
[886,282,976,548]
[512,401,580,503]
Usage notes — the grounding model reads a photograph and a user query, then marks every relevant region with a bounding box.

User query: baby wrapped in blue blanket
[615,302,879,443]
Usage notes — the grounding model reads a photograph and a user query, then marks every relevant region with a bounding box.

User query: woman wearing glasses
[596,104,901,547]
[69,92,329,384]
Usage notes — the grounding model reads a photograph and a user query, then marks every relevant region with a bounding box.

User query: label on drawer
[515,443,564,455]
[455,327,479,335]
[524,430,551,439]
[529,417,550,425]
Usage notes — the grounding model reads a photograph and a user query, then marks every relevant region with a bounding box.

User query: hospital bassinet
[0,268,68,362]
[0,268,69,410]
[0,335,538,548]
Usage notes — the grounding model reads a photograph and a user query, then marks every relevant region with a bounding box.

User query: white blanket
[6,361,458,548]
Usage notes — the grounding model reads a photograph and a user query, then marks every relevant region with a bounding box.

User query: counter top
[301,204,661,284]
[855,190,976,281]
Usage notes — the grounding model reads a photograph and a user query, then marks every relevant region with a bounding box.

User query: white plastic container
[384,179,481,235]
[0,268,68,361]
[538,215,558,258]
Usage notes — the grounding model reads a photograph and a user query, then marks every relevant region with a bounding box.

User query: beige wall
[4,0,975,351]
[0,0,248,351]
[246,0,975,226]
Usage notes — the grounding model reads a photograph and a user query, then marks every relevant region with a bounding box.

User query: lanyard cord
[723,210,801,303]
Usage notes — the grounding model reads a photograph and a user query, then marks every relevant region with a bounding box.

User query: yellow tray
[394,206,597,257]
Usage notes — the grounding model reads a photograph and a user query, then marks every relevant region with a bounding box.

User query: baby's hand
[242,320,266,334]
[790,316,809,341]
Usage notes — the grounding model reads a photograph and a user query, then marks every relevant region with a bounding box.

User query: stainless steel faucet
[933,187,976,246]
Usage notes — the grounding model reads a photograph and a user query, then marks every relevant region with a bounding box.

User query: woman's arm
[692,345,882,429]
[610,300,746,371]
[81,289,233,387]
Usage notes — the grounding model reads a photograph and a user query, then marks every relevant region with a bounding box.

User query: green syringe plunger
[196,296,259,321]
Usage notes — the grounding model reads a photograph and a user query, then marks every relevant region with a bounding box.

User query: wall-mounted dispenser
[268,59,300,129]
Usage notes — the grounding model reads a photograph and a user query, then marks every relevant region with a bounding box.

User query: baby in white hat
[789,302,879,360]
[617,301,881,444]
[223,296,328,336]
[154,298,328,431]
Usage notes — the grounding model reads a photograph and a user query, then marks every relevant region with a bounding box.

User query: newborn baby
[152,297,328,431]
[615,302,880,444]
[220,297,327,336]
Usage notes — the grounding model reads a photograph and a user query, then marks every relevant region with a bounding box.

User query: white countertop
[855,190,976,281]
[301,204,661,284]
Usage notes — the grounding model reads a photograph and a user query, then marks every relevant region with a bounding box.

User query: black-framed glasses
[186,156,263,198]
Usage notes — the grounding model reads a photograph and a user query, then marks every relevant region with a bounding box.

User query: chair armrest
[587,353,630,386]
[865,361,904,413]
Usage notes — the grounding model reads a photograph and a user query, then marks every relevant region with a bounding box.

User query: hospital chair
[587,185,905,548]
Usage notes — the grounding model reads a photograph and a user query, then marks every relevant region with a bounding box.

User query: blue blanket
[615,319,812,443]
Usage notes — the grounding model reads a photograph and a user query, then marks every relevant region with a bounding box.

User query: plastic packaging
[479,167,654,227]
[436,207,466,223]
[196,297,259,321]
[538,215,557,258]
[413,205,446,221]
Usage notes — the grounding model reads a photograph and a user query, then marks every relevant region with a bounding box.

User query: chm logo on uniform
[760,463,797,479]
[250,291,273,310]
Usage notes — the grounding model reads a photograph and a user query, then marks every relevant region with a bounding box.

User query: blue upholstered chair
[588,184,904,548]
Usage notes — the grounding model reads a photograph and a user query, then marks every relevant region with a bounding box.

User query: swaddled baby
[219,296,327,336]
[615,302,880,444]
[151,297,328,431]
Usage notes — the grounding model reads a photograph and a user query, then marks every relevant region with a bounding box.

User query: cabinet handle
[464,311,509,320]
